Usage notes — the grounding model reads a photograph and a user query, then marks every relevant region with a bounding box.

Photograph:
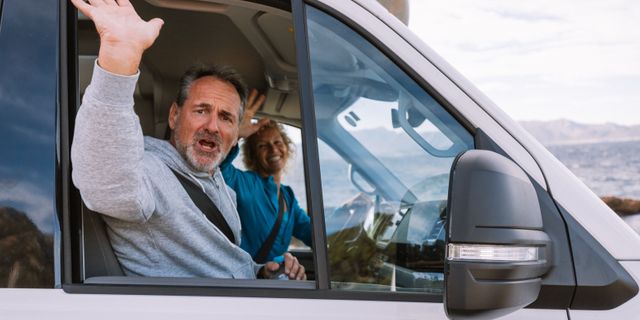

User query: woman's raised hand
[238,89,269,139]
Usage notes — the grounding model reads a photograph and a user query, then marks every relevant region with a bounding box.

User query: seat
[81,204,124,277]
[78,55,158,137]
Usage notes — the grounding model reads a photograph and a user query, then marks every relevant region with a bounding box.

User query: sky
[407,0,640,125]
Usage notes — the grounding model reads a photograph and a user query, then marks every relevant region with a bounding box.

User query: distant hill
[519,119,640,146]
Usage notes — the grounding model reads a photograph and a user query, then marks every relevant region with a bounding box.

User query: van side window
[0,0,57,289]
[73,0,316,284]
[306,6,473,293]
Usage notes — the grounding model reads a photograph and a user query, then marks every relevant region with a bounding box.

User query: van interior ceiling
[77,0,302,138]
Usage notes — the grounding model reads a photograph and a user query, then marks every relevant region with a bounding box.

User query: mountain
[519,119,640,146]
[0,207,54,287]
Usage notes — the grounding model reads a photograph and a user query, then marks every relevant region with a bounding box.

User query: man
[70,0,304,280]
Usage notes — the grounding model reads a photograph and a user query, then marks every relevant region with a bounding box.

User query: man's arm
[70,0,163,221]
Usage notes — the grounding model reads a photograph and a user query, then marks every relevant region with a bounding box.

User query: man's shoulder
[141,137,178,172]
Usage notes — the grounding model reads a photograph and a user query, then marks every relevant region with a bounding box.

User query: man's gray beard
[176,141,222,173]
[173,120,223,173]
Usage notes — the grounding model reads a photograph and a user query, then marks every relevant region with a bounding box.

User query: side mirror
[445,150,552,320]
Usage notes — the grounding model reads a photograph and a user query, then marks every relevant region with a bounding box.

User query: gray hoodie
[71,63,260,278]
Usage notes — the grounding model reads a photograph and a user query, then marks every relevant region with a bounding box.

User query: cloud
[490,9,563,23]
[5,123,53,146]
[407,0,640,124]
[0,176,55,233]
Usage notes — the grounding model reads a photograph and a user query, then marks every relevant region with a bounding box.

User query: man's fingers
[288,261,300,278]
[282,253,305,280]
[116,0,132,7]
[266,262,279,271]
[148,18,165,38]
[296,265,306,280]
[283,253,293,273]
[70,0,94,18]
[88,0,107,7]
[103,0,118,6]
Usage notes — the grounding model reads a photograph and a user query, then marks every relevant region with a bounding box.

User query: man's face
[169,76,241,173]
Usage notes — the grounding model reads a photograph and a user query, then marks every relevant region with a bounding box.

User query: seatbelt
[170,168,236,244]
[254,192,286,264]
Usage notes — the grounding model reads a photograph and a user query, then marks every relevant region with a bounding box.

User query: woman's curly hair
[241,120,295,175]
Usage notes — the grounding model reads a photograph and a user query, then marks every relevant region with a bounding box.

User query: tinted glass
[306,6,473,293]
[0,0,59,288]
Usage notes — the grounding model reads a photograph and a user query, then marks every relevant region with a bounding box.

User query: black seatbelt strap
[170,168,236,244]
[254,192,286,264]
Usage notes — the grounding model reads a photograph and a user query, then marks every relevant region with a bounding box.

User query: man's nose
[204,115,220,133]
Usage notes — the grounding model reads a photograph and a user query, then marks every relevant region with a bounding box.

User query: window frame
[59,0,466,304]
[302,2,473,296]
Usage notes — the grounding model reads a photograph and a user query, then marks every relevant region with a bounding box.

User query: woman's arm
[289,190,313,247]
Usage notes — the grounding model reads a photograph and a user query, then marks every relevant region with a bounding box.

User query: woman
[220,90,312,263]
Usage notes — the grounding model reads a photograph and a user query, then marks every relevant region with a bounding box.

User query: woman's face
[255,127,289,177]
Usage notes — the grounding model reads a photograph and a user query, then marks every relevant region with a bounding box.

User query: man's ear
[168,102,178,130]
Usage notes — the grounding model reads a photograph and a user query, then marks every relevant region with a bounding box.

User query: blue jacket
[220,145,312,262]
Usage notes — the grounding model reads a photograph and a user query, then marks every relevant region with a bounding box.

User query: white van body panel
[345,0,640,260]
[0,289,426,320]
[0,288,569,320]
[1,1,633,319]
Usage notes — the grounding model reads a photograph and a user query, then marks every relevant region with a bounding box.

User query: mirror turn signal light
[447,243,542,262]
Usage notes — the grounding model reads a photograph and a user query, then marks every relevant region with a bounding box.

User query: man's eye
[220,112,235,123]
[194,109,206,115]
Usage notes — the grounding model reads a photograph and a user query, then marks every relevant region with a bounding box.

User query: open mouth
[198,139,218,152]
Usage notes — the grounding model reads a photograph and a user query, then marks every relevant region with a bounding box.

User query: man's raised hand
[70,0,164,75]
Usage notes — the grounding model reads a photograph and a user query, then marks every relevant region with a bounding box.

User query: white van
[0,0,638,319]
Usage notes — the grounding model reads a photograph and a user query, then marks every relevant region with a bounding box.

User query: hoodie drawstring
[187,172,206,193]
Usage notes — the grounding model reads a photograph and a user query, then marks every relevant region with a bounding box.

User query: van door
[297,0,574,319]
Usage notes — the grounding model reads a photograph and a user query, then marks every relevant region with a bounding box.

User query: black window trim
[63,283,442,303]
[59,0,76,286]
[0,0,4,28]
[291,0,330,291]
